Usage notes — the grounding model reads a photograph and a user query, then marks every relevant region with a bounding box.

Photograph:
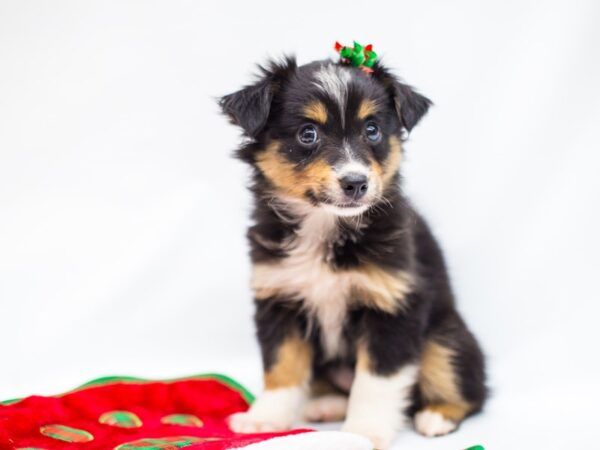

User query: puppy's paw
[304,395,348,422]
[228,411,290,433]
[228,387,304,434]
[341,420,396,450]
[414,409,458,437]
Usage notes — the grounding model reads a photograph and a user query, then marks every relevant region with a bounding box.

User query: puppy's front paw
[342,420,396,450]
[228,411,290,433]
[228,387,304,434]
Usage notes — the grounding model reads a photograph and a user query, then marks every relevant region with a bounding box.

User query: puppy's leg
[229,301,312,433]
[229,334,311,432]
[342,344,419,450]
[415,317,486,437]
[414,338,470,437]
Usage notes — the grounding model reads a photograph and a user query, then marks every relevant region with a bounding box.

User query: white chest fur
[252,208,352,358]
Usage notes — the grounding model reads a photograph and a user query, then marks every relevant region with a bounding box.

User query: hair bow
[334,41,378,73]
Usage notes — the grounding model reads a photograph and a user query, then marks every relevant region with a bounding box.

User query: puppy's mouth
[332,200,364,208]
[321,200,371,217]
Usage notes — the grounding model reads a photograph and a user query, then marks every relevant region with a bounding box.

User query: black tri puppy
[220,56,486,449]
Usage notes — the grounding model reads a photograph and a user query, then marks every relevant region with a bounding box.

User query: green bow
[335,41,378,72]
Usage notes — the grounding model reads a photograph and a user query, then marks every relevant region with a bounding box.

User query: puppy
[220,55,486,449]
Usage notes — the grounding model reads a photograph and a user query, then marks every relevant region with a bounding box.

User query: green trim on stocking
[1,373,254,406]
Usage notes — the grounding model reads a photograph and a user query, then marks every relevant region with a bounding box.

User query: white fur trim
[241,431,372,450]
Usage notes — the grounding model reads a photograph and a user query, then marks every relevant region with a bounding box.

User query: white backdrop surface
[1,1,599,448]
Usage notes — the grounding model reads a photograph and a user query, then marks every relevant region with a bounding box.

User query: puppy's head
[220,57,431,217]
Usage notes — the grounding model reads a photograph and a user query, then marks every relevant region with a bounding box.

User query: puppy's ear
[219,56,296,138]
[372,63,432,133]
[391,81,432,132]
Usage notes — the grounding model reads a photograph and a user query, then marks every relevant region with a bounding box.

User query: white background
[1,1,599,448]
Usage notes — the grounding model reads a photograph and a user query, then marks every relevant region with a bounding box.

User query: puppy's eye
[365,121,381,142]
[298,125,318,146]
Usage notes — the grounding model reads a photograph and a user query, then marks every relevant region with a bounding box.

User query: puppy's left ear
[391,81,432,133]
[372,63,432,133]
[219,56,296,138]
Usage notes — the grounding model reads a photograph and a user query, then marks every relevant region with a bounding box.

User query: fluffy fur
[220,56,486,449]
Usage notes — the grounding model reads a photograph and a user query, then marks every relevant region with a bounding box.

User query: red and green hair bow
[335,41,378,73]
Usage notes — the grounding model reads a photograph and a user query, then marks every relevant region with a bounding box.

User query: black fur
[219,57,297,138]
[221,56,487,423]
[371,64,433,133]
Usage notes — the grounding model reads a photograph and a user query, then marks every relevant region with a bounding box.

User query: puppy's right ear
[219,57,296,138]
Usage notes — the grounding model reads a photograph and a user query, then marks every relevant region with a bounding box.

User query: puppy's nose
[340,173,368,200]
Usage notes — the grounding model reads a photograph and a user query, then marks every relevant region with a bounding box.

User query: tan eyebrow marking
[303,101,328,124]
[357,99,378,120]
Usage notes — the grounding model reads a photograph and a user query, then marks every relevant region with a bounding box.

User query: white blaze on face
[336,140,371,180]
[313,65,376,217]
[313,64,352,128]
[336,160,371,179]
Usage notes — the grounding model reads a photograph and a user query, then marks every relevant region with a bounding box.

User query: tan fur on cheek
[256,142,300,196]
[419,340,470,414]
[369,158,384,195]
[368,136,402,193]
[357,99,378,120]
[304,101,328,124]
[264,336,312,389]
[256,141,334,199]
[381,135,402,187]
